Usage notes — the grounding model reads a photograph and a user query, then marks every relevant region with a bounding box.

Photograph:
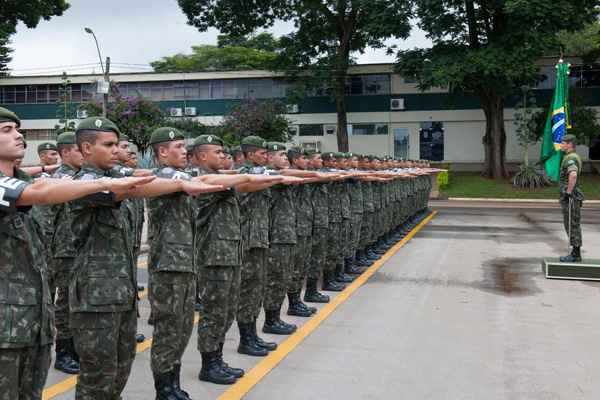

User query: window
[363,75,390,95]
[23,129,57,141]
[299,124,324,136]
[352,123,388,135]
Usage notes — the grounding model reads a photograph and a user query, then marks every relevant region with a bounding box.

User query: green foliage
[437,170,449,190]
[0,32,12,77]
[514,88,541,151]
[512,165,550,189]
[222,99,290,143]
[395,0,600,179]
[176,0,412,152]
[54,72,76,133]
[80,84,166,154]
[150,33,280,72]
[558,22,600,63]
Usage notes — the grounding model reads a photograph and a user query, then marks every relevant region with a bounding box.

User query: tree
[80,84,166,154]
[0,32,12,76]
[150,33,279,72]
[396,0,599,179]
[54,72,77,133]
[558,22,600,63]
[0,1,69,37]
[176,0,412,152]
[222,98,290,143]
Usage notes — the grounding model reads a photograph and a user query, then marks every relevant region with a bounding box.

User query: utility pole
[103,57,110,117]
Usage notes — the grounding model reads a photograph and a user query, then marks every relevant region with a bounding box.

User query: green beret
[304,148,318,156]
[56,132,76,145]
[223,146,232,155]
[37,142,57,153]
[562,134,576,144]
[0,106,20,128]
[321,152,336,161]
[149,127,185,145]
[76,117,121,137]
[193,134,224,147]
[119,134,131,142]
[287,146,303,156]
[241,135,267,150]
[186,144,194,153]
[231,145,243,155]
[266,141,286,152]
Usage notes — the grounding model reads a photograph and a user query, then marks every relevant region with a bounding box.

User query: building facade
[2,59,599,167]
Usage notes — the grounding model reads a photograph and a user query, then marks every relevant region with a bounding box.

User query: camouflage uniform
[347,177,364,260]
[191,167,242,353]
[360,180,375,250]
[69,165,138,399]
[264,184,297,312]
[237,163,271,324]
[309,180,329,280]
[0,170,54,400]
[325,180,343,273]
[290,183,314,293]
[147,166,196,375]
[560,152,584,247]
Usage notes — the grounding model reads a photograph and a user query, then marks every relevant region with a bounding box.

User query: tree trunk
[334,79,349,152]
[480,90,508,179]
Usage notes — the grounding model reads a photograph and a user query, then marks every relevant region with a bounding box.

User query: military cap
[37,142,58,153]
[186,144,194,153]
[149,127,185,145]
[0,106,20,127]
[321,152,336,161]
[76,117,121,137]
[240,135,267,149]
[56,131,76,145]
[223,146,232,155]
[287,146,303,159]
[562,134,576,144]
[266,141,286,152]
[304,148,318,156]
[231,145,243,155]
[118,134,131,142]
[193,134,224,147]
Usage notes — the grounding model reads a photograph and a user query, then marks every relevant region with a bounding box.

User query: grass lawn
[440,172,600,200]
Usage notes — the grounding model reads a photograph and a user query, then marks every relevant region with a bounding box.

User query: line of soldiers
[0,105,438,400]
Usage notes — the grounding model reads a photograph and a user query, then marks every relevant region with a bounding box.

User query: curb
[447,197,600,204]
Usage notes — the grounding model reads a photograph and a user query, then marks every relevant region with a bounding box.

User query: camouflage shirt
[293,183,314,237]
[69,165,136,313]
[269,183,297,245]
[190,166,242,267]
[560,152,584,200]
[0,169,54,348]
[50,164,79,259]
[238,162,272,249]
[147,166,195,274]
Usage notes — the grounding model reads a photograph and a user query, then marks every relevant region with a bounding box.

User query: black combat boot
[560,247,582,262]
[198,351,237,385]
[136,333,146,343]
[304,278,330,303]
[237,322,268,356]
[354,251,371,267]
[54,338,80,374]
[172,363,191,400]
[335,263,355,283]
[345,257,363,275]
[287,292,315,317]
[251,320,278,351]
[154,370,184,400]
[218,342,244,378]
[322,271,345,292]
[263,309,297,335]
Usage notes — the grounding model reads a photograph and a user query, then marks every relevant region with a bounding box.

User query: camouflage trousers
[0,345,51,400]
[72,309,137,400]
[309,227,328,280]
[360,212,373,249]
[237,247,266,324]
[342,218,352,259]
[50,258,75,341]
[264,244,294,312]
[197,266,240,353]
[290,236,312,293]
[349,214,363,259]
[326,221,342,272]
[561,197,583,247]
[150,272,196,374]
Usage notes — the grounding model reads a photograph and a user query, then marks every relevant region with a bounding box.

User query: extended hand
[182,180,227,196]
[104,176,156,194]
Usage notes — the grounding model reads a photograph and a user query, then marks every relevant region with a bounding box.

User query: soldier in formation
[0,104,436,399]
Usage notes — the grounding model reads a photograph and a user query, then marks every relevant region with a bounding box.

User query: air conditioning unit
[286,104,299,114]
[390,98,405,110]
[170,108,183,117]
[76,109,88,119]
[324,125,336,135]
[184,107,197,116]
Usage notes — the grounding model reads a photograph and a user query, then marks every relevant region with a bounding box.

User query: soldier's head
[125,149,138,168]
[191,134,226,171]
[561,134,576,153]
[232,146,245,165]
[350,154,359,169]
[321,152,336,168]
[306,150,322,169]
[287,147,307,169]
[76,117,122,171]
[116,134,131,164]
[37,142,60,166]
[0,107,25,163]
[222,147,234,169]
[57,131,83,170]
[149,127,187,170]
[241,136,268,166]
[266,142,289,169]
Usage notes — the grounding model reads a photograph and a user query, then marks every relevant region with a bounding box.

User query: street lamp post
[84,27,110,117]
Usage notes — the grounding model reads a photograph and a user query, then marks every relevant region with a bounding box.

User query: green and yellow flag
[540,61,570,182]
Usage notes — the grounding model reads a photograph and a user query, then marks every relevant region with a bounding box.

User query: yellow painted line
[218,211,438,400]
[41,287,178,399]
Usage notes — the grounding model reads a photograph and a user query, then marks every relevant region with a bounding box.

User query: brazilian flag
[540,61,571,182]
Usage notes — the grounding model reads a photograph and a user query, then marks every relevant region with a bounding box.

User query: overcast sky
[8,0,431,76]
